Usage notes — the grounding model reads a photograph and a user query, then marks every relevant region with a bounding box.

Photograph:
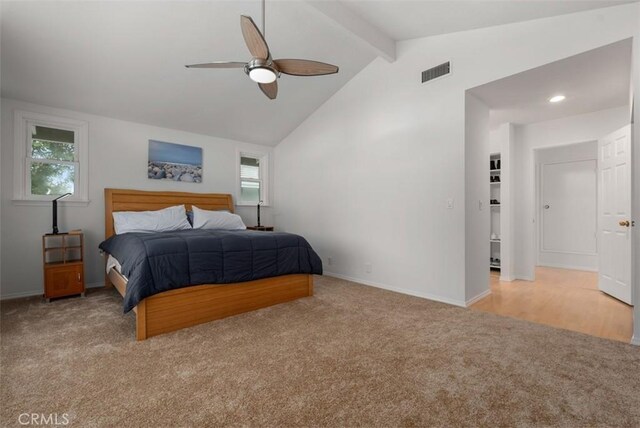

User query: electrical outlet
[327,257,333,266]
[364,262,372,273]
[447,198,454,209]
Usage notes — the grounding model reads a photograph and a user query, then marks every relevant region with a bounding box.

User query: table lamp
[52,193,72,234]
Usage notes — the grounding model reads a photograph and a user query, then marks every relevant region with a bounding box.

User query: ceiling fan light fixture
[249,67,277,84]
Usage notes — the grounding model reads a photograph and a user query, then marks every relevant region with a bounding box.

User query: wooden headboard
[104,188,234,239]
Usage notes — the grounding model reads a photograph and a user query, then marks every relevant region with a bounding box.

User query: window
[13,111,89,204]
[29,126,76,196]
[237,151,269,206]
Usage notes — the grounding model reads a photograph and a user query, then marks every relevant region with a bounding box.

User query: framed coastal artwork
[148,140,202,183]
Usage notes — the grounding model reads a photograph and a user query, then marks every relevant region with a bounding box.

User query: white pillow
[113,205,192,234]
[192,205,246,230]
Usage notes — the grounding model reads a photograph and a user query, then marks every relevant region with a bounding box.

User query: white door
[598,125,633,305]
[541,160,597,256]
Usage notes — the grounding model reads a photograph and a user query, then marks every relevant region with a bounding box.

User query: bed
[102,188,319,340]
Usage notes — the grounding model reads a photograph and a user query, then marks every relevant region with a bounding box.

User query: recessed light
[549,95,566,103]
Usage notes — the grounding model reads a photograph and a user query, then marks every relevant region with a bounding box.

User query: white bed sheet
[106,255,128,280]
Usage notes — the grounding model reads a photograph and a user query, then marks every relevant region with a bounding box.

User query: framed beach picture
[148,140,202,183]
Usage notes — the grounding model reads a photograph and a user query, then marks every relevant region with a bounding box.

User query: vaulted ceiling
[338,0,636,41]
[2,1,635,146]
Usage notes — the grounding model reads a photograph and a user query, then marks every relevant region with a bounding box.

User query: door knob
[619,220,630,227]
[544,205,550,209]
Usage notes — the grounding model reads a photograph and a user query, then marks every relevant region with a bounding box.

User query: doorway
[465,39,635,342]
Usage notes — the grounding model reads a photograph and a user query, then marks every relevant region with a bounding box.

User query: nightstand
[246,226,274,231]
[42,232,85,302]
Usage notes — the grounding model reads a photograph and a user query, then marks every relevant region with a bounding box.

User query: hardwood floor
[471,267,633,343]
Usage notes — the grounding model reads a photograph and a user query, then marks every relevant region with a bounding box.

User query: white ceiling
[0,1,375,146]
[2,1,635,146]
[339,0,637,41]
[469,39,632,128]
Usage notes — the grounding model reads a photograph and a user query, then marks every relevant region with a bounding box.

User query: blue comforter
[99,229,323,312]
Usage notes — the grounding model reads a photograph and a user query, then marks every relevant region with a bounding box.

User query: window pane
[30,162,75,196]
[240,156,260,179]
[32,126,74,143]
[31,140,75,161]
[31,125,75,161]
[241,180,260,203]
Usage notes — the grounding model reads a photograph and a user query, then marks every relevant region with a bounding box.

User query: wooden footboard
[107,269,313,340]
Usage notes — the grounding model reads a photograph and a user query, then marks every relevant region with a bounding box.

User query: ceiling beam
[303,1,396,62]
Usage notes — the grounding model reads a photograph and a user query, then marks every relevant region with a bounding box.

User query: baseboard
[323,271,466,307]
[631,335,640,346]
[537,262,598,272]
[86,281,104,289]
[465,289,491,306]
[499,275,515,282]
[0,281,104,301]
[514,273,535,281]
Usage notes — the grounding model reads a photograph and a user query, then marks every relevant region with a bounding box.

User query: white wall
[0,98,273,299]
[513,106,629,280]
[464,93,490,303]
[632,20,640,346]
[273,3,639,307]
[535,141,598,271]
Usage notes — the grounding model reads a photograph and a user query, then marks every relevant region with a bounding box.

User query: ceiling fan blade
[258,81,278,100]
[241,15,269,60]
[273,59,339,76]
[185,61,246,69]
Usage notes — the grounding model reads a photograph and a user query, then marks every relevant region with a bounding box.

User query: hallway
[471,267,633,343]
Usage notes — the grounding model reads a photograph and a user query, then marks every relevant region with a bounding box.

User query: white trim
[0,290,43,300]
[85,282,103,289]
[514,273,535,281]
[0,282,103,301]
[536,262,598,272]
[631,335,640,346]
[539,249,598,256]
[13,110,89,203]
[323,271,466,307]
[236,149,270,206]
[465,289,491,306]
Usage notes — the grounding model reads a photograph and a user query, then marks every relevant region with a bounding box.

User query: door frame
[530,140,599,279]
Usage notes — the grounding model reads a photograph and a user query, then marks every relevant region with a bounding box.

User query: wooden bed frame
[104,188,313,340]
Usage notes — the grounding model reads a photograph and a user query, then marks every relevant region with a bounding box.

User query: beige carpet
[1,276,639,427]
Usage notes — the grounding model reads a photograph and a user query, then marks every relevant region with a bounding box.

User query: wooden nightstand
[246,226,274,231]
[42,232,85,302]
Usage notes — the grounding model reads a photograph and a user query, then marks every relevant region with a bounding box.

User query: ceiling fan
[185,0,339,100]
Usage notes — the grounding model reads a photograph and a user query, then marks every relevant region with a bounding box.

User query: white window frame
[13,110,89,205]
[236,149,269,206]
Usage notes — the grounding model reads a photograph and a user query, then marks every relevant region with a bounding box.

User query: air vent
[422,62,450,83]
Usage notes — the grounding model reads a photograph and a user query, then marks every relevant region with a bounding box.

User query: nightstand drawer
[44,264,84,298]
